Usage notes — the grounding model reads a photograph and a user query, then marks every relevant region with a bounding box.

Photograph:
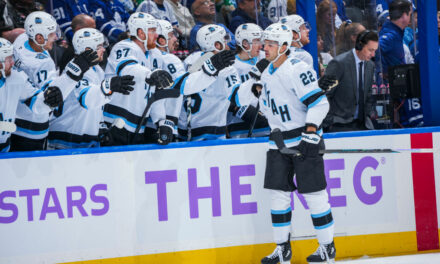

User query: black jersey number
[0,113,12,135]
[300,71,315,86]
[189,93,202,114]
[116,48,130,59]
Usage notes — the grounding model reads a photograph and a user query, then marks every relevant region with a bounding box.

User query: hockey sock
[303,190,334,245]
[270,190,292,244]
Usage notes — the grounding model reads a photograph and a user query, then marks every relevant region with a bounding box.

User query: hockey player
[280,14,314,68]
[12,11,99,151]
[176,24,237,141]
[156,19,185,140]
[103,12,174,145]
[0,38,62,152]
[228,23,269,138]
[48,28,135,149]
[236,23,335,263]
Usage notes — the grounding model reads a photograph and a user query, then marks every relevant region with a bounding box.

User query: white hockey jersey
[228,54,270,138]
[177,53,240,141]
[48,66,109,149]
[161,51,185,128]
[290,46,314,68]
[0,68,51,152]
[237,56,329,149]
[12,35,78,140]
[104,39,166,133]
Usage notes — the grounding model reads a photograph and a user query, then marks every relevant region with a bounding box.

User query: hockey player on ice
[0,38,62,152]
[236,23,336,264]
[48,28,135,149]
[175,24,237,141]
[12,11,100,151]
[103,12,174,146]
[155,19,185,141]
[227,23,270,138]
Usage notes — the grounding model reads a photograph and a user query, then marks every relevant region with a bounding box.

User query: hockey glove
[248,58,270,80]
[202,50,235,76]
[66,50,99,81]
[43,86,63,108]
[251,82,263,98]
[157,119,174,145]
[145,69,173,90]
[101,75,135,96]
[296,131,321,158]
[318,75,338,91]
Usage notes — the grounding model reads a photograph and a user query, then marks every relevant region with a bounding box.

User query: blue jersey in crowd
[379,20,405,74]
[48,0,89,42]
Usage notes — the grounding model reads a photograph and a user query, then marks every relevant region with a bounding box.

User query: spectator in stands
[88,0,130,44]
[228,0,271,34]
[403,8,417,61]
[379,0,412,78]
[318,33,332,69]
[49,0,88,42]
[165,0,195,39]
[317,0,337,56]
[335,21,365,55]
[188,0,235,51]
[322,30,378,132]
[59,14,97,73]
[0,0,38,42]
[316,0,349,28]
[137,0,181,34]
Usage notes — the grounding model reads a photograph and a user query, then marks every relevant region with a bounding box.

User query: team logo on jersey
[35,53,48,59]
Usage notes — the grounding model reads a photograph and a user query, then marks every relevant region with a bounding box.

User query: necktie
[358,61,364,123]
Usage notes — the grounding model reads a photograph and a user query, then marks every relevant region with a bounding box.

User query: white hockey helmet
[0,38,13,62]
[196,24,230,52]
[262,23,293,47]
[280,15,310,44]
[72,28,105,55]
[24,11,58,45]
[235,23,263,50]
[127,12,157,48]
[156,19,174,47]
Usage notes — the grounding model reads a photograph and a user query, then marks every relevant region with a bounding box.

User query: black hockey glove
[101,75,135,96]
[202,50,235,76]
[157,119,174,145]
[251,82,263,98]
[145,69,173,90]
[318,75,338,91]
[43,86,63,108]
[66,50,99,81]
[248,58,270,80]
[296,131,321,158]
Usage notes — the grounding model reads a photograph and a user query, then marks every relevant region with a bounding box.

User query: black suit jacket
[323,49,375,129]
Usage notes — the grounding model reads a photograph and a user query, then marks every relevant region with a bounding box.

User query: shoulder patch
[290,58,301,65]
[35,53,49,59]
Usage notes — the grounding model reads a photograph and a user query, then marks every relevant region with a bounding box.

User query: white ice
[339,252,440,263]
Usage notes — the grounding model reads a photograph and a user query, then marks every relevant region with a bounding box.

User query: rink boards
[0,127,439,264]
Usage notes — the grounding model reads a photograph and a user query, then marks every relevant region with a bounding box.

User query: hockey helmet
[127,12,157,49]
[235,23,263,51]
[72,28,105,55]
[262,23,293,48]
[196,24,230,52]
[24,11,58,44]
[280,14,310,43]
[0,38,13,62]
[156,19,174,47]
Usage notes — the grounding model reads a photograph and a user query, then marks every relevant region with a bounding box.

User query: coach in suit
[322,30,379,132]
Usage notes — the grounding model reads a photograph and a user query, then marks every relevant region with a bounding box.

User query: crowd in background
[0,0,439,152]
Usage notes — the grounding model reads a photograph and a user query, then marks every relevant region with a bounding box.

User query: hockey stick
[0,121,17,133]
[188,52,214,73]
[271,128,438,156]
[247,91,261,137]
[131,87,181,144]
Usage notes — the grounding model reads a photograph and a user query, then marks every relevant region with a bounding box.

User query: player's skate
[261,237,292,264]
[306,241,336,263]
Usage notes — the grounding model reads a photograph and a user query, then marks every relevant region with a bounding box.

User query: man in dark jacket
[379,0,412,77]
[228,0,271,34]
